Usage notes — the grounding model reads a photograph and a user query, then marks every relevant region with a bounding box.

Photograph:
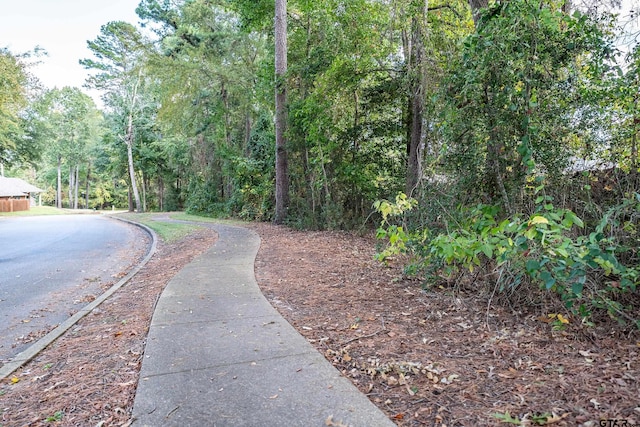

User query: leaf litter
[250,223,639,426]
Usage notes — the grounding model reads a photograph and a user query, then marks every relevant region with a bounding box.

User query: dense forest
[1,0,638,326]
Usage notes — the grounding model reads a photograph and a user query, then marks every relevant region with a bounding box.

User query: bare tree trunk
[126,116,141,212]
[125,68,143,213]
[141,171,147,213]
[222,82,232,147]
[73,165,79,209]
[57,156,62,209]
[128,185,134,212]
[85,164,91,209]
[244,114,252,155]
[274,0,289,224]
[158,175,164,212]
[68,165,74,209]
[405,13,426,197]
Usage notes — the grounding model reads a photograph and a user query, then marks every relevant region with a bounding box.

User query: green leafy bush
[376,192,640,328]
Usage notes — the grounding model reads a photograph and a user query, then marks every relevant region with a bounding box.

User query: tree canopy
[5,0,639,326]
[0,48,29,166]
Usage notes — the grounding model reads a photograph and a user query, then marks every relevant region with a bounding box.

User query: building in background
[0,177,43,212]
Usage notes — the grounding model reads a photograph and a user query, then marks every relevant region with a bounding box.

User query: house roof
[0,177,43,197]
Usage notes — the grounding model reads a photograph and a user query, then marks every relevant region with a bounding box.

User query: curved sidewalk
[132,224,395,427]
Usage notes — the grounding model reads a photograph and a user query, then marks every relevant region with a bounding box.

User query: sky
[0,0,141,104]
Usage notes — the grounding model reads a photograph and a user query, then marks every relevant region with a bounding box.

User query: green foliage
[229,115,275,220]
[441,0,612,211]
[599,42,640,179]
[374,193,418,260]
[492,411,521,425]
[281,0,419,228]
[226,0,274,31]
[0,48,28,164]
[28,87,104,208]
[375,191,640,327]
[138,0,272,217]
[45,411,63,423]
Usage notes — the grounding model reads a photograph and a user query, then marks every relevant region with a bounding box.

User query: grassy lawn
[114,212,249,242]
[0,206,84,217]
[114,212,205,243]
[167,212,245,226]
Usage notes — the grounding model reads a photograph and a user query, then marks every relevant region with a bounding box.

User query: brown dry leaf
[325,415,350,427]
[398,372,407,385]
[543,412,570,424]
[441,374,459,385]
[426,371,440,383]
[498,368,519,379]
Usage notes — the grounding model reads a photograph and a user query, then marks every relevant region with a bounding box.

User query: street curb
[0,215,158,380]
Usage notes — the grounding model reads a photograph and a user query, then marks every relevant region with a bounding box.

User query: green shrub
[375,191,640,328]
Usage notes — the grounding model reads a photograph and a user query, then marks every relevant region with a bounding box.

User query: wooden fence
[0,198,30,212]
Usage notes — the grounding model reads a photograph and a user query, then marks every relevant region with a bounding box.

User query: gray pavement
[132,224,395,427]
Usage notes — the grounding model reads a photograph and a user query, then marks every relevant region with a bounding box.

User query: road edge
[0,215,158,380]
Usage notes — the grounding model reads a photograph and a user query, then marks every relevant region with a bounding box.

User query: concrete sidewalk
[132,224,395,427]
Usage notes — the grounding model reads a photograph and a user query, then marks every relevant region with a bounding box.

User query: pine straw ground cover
[0,220,638,426]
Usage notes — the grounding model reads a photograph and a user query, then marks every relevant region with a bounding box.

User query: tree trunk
[124,68,143,213]
[57,156,62,209]
[68,165,74,209]
[74,165,79,210]
[128,185,134,212]
[221,82,232,147]
[405,14,426,197]
[244,114,252,155]
[274,0,289,224]
[126,113,142,213]
[158,175,164,212]
[85,164,91,209]
[141,171,147,213]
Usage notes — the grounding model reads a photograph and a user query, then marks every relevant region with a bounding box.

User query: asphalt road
[0,214,149,363]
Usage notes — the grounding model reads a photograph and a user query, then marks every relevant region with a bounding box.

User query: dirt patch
[0,221,638,427]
